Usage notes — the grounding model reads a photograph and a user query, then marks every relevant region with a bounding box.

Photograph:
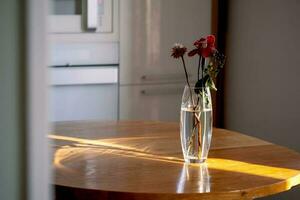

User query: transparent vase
[177,163,210,193]
[180,85,212,163]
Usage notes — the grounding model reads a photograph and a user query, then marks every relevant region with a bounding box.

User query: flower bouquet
[171,35,225,163]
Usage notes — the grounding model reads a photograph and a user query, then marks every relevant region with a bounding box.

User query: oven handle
[87,0,98,30]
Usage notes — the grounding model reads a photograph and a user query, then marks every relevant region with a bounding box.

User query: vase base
[185,158,206,164]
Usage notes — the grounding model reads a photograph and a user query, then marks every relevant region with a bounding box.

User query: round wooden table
[51,121,300,200]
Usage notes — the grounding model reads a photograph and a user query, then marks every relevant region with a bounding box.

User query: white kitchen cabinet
[119,0,212,122]
[120,83,185,122]
[120,0,211,85]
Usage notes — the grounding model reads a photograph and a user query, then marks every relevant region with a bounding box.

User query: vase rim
[184,85,209,89]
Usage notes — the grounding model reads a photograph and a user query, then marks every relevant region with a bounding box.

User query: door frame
[26,0,50,199]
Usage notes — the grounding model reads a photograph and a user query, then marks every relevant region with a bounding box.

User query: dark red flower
[206,35,215,47]
[194,38,206,48]
[187,48,200,57]
[171,43,187,58]
[188,35,216,58]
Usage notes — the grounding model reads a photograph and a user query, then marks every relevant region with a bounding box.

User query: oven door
[50,66,119,122]
[49,0,118,42]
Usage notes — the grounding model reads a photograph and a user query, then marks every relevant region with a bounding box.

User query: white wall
[0,0,26,199]
[225,0,300,199]
[0,0,49,200]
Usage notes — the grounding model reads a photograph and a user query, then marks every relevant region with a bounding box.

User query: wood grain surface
[51,121,300,200]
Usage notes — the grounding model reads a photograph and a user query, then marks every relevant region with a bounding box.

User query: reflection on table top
[51,121,300,200]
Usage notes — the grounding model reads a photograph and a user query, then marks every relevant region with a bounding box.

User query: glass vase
[180,85,212,163]
[177,163,210,193]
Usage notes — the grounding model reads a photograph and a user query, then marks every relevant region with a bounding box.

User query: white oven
[49,0,119,122]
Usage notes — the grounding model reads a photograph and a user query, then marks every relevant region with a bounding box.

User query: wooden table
[51,121,300,200]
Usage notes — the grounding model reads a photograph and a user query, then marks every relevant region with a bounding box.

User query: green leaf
[194,75,209,94]
[207,77,217,91]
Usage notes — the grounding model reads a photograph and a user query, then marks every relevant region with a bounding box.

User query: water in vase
[180,107,212,163]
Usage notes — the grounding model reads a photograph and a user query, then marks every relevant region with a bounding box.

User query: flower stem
[198,56,201,81]
[201,57,205,87]
[181,56,194,105]
[181,56,191,88]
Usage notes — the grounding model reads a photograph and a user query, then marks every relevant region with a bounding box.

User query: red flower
[194,38,206,48]
[188,35,216,58]
[207,35,215,46]
[171,43,187,58]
